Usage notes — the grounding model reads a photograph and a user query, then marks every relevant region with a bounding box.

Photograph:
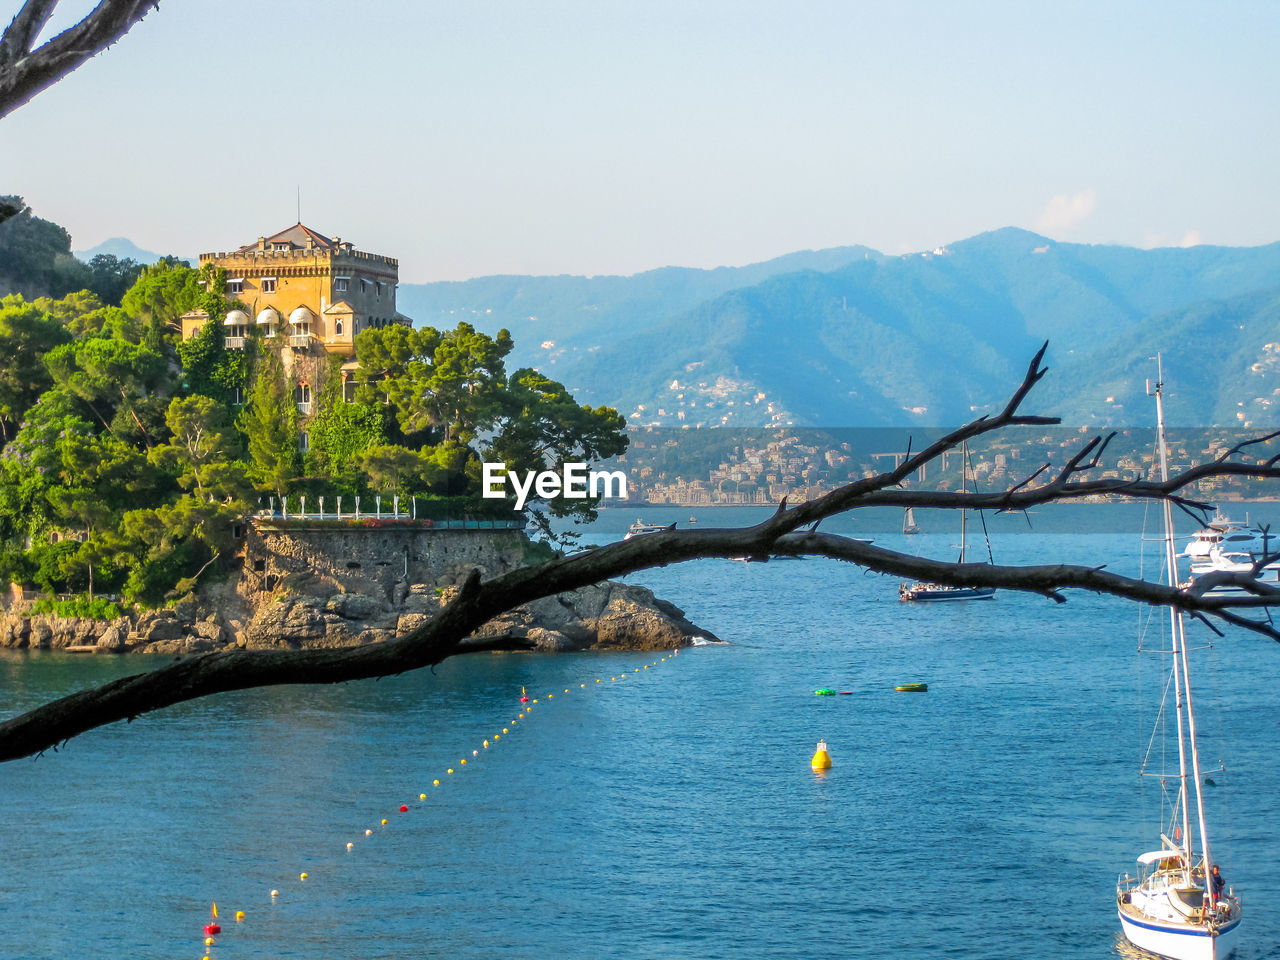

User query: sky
[2,0,1278,283]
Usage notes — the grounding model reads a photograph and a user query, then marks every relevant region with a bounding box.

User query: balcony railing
[224,336,245,350]
[288,334,312,349]
[296,401,312,416]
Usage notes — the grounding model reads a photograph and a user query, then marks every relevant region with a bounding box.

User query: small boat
[902,507,920,535]
[900,441,994,602]
[898,583,994,602]
[624,519,669,540]
[1116,365,1242,960]
[894,682,928,692]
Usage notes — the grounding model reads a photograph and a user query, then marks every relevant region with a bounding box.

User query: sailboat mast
[959,440,968,564]
[1151,364,1200,885]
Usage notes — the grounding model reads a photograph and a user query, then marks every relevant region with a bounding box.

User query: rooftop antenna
[296,185,301,224]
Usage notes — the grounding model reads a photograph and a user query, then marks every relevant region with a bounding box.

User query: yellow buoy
[461,758,467,765]
[811,739,832,770]
[235,911,245,922]
[433,779,440,785]
[299,872,309,881]
[205,937,215,946]
[380,818,388,825]
[420,793,427,800]
[270,890,279,898]
[346,842,354,850]
[483,740,489,748]
[447,768,454,774]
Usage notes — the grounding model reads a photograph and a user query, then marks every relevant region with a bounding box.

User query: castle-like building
[179,223,411,356]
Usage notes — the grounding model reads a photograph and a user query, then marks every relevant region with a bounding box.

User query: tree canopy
[0,237,628,606]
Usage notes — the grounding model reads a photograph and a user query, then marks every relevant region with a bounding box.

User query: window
[191,326,201,337]
[334,319,344,336]
[300,431,309,451]
[231,386,244,404]
[295,383,312,405]
[360,278,370,293]
[227,278,243,294]
[376,281,384,298]
[261,278,277,293]
[334,277,349,293]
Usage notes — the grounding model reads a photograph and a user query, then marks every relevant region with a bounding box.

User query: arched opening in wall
[253,559,266,572]
[265,575,278,591]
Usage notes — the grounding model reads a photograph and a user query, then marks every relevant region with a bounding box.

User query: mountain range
[397,228,1280,429]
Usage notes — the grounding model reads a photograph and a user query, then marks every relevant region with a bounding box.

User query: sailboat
[899,440,995,601]
[1116,366,1242,960]
[902,507,920,535]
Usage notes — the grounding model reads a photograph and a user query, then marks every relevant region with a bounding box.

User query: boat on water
[624,519,670,540]
[902,507,920,535]
[1182,512,1259,559]
[1116,367,1242,960]
[899,441,994,602]
[1184,517,1276,599]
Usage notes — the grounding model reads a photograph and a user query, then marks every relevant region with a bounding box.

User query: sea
[2,503,1278,960]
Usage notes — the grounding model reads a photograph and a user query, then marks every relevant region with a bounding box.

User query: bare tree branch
[0,0,158,120]
[4,345,1280,761]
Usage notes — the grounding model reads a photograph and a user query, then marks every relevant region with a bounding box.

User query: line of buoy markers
[195,649,683,958]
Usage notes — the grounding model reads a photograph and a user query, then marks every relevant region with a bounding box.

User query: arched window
[334,319,344,337]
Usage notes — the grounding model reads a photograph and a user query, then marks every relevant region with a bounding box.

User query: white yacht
[624,519,670,540]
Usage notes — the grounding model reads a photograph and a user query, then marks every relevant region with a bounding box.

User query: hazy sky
[3,1,1277,282]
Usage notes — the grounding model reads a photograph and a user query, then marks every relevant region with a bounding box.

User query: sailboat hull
[1118,908,1240,960]
[899,585,995,602]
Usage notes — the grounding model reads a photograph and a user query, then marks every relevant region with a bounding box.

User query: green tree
[485,367,628,521]
[0,295,73,439]
[150,395,250,499]
[236,349,300,498]
[43,336,169,443]
[84,254,144,305]
[355,322,513,445]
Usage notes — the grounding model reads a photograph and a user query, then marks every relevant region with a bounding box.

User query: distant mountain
[73,237,191,265]
[401,228,1280,428]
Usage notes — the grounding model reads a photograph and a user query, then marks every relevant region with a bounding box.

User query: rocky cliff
[0,573,715,655]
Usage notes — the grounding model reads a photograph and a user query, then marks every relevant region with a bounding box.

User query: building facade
[179,223,411,357]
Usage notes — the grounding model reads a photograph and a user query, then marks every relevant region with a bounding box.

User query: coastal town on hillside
[610,426,1280,505]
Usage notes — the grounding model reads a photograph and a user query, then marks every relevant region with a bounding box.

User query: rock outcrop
[0,577,715,654]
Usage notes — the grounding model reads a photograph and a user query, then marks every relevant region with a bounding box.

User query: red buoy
[399,804,408,812]
[204,924,221,936]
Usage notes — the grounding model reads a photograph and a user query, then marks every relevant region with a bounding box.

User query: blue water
[2,513,1279,960]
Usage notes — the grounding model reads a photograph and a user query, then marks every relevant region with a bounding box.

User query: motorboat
[624,519,670,540]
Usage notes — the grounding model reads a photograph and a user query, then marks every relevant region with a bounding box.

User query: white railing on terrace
[288,334,312,348]
[224,336,245,350]
[296,401,312,415]
[252,494,524,529]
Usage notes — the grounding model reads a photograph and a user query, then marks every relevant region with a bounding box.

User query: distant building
[179,223,411,358]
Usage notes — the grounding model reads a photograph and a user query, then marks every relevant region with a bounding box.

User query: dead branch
[4,345,1280,761]
[0,0,158,120]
